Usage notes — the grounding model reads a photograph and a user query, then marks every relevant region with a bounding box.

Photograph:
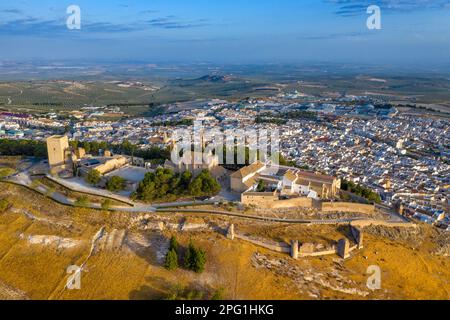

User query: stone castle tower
[47,135,70,168]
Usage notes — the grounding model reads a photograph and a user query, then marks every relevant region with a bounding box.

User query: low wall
[350,220,417,229]
[234,233,290,253]
[298,248,337,257]
[321,202,375,214]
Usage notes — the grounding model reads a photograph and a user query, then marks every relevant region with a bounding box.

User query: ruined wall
[350,220,417,229]
[233,233,291,253]
[321,202,375,214]
[350,225,364,249]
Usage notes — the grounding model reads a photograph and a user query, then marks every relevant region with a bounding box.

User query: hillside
[0,182,448,300]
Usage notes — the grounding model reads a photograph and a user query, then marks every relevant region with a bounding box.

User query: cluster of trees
[134,168,220,202]
[85,169,126,192]
[152,119,193,127]
[164,236,206,274]
[341,179,381,204]
[0,139,47,158]
[254,110,317,125]
[184,241,207,273]
[255,116,287,125]
[105,176,126,192]
[70,140,170,164]
[117,141,170,164]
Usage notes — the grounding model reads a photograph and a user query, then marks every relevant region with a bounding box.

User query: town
[1,95,448,230]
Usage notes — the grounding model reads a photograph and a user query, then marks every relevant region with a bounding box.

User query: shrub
[106,176,126,192]
[211,288,224,300]
[0,198,9,213]
[256,180,266,192]
[101,199,112,210]
[85,169,101,185]
[74,195,90,207]
[0,167,15,178]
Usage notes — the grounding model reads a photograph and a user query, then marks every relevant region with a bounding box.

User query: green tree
[256,180,266,192]
[85,169,101,185]
[164,248,178,271]
[169,235,179,254]
[106,176,126,192]
[74,195,90,207]
[101,199,112,210]
[184,241,206,273]
[188,170,221,197]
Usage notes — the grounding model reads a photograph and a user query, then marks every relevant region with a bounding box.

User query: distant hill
[196,74,235,83]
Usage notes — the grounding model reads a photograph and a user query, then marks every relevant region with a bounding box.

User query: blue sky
[1,0,450,65]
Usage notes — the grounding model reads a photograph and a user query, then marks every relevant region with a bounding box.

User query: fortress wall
[242,194,313,208]
[241,193,278,207]
[321,202,375,214]
[242,194,375,213]
[271,197,313,209]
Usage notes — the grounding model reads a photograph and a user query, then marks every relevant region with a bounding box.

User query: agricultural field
[2,64,450,118]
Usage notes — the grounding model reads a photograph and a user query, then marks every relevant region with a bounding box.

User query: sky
[0,0,450,66]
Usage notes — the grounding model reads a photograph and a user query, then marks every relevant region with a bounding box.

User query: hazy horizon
[1,0,450,67]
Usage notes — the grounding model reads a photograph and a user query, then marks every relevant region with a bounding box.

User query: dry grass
[0,183,448,300]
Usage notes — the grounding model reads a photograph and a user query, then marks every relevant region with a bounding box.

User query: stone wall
[241,192,278,206]
[242,193,376,213]
[241,193,313,209]
[350,220,417,229]
[350,225,364,249]
[234,233,291,253]
[321,202,375,214]
[271,197,313,209]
